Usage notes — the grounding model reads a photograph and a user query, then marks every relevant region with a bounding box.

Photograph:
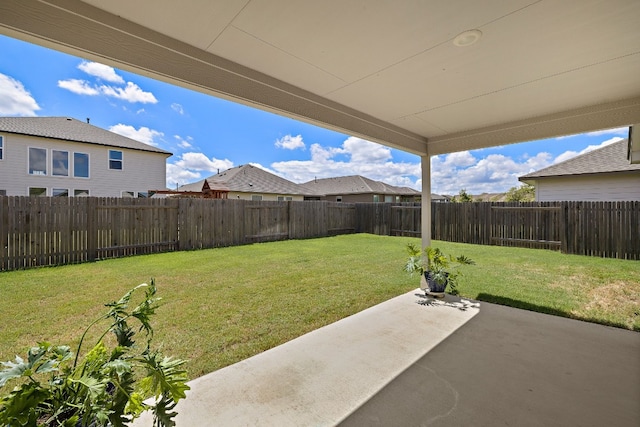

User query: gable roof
[180,164,315,195]
[0,116,172,155]
[303,175,420,196]
[520,139,639,180]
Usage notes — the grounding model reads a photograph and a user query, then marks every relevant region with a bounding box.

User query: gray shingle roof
[520,139,639,180]
[180,164,316,195]
[302,175,420,196]
[0,116,172,155]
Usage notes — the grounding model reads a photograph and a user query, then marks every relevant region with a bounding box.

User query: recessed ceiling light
[453,29,482,47]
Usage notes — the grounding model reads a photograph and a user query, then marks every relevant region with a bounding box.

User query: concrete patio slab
[132,290,480,426]
[339,300,640,427]
[132,289,640,426]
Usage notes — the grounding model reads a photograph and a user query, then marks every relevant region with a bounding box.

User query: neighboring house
[0,117,172,197]
[519,138,640,201]
[302,175,422,203]
[178,164,315,201]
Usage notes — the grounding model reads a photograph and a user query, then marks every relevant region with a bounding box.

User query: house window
[52,188,69,197]
[29,147,47,175]
[336,196,342,202]
[29,187,47,196]
[251,195,263,201]
[373,195,380,203]
[0,190,6,196]
[109,150,123,170]
[384,195,393,203]
[137,191,150,198]
[74,152,89,178]
[52,150,69,176]
[121,191,134,198]
[74,189,89,197]
[0,136,4,160]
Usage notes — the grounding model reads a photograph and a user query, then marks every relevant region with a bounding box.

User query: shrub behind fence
[1,197,637,271]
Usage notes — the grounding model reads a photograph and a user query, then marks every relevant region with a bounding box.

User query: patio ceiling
[1,0,640,156]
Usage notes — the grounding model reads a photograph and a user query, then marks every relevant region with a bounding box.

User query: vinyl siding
[535,174,640,201]
[0,133,168,196]
[227,192,304,201]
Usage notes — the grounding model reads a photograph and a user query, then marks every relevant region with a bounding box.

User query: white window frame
[336,196,343,202]
[29,187,47,197]
[73,152,90,178]
[52,188,69,197]
[121,191,135,198]
[52,150,69,177]
[74,189,90,197]
[0,135,4,161]
[109,150,123,170]
[28,147,47,176]
[251,195,263,201]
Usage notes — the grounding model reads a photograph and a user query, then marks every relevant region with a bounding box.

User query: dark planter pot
[424,271,449,296]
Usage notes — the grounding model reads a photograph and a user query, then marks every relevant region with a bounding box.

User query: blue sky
[0,34,629,195]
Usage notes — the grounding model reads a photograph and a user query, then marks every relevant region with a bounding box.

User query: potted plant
[0,280,189,427]
[404,243,475,297]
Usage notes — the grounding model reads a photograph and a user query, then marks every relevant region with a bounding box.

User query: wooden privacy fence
[1,198,638,270]
[0,197,355,270]
[361,201,640,260]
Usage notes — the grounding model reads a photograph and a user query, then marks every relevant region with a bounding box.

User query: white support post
[421,154,432,249]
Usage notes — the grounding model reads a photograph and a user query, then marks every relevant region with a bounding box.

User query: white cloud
[441,151,476,168]
[57,79,100,95]
[166,152,234,190]
[430,151,552,195]
[99,82,157,104]
[109,124,164,146]
[59,62,158,104]
[174,152,233,172]
[275,134,305,150]
[166,164,201,190]
[0,73,40,116]
[343,137,392,163]
[78,61,124,84]
[553,137,623,164]
[271,136,420,188]
[174,135,193,149]
[171,103,185,115]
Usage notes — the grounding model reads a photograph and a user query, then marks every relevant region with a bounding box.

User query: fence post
[0,197,7,270]
[86,197,97,261]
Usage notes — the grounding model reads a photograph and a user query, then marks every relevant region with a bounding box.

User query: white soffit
[0,0,639,156]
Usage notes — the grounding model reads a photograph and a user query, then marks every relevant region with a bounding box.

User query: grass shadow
[476,293,636,331]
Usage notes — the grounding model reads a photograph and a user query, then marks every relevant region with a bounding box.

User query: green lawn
[0,234,638,379]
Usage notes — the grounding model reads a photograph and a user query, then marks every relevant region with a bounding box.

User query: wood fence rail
[357,201,639,260]
[1,197,638,271]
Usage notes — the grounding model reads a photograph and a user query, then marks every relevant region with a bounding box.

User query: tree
[505,183,535,202]
[451,188,474,202]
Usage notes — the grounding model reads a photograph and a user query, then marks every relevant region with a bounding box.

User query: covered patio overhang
[2,0,640,248]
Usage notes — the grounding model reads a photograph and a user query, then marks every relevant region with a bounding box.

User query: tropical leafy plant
[404,243,475,295]
[0,280,189,427]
